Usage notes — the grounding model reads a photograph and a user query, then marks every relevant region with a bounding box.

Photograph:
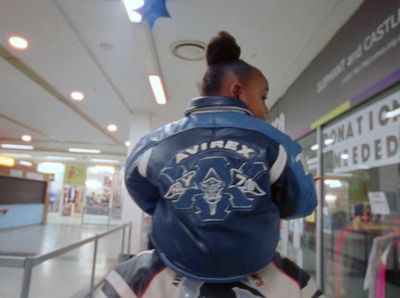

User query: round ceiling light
[70,91,84,101]
[9,36,28,49]
[171,41,206,61]
[107,124,118,132]
[22,135,32,142]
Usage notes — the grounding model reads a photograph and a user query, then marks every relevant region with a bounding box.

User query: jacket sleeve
[125,140,159,215]
[270,140,317,219]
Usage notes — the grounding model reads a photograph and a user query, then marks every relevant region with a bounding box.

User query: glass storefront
[321,86,400,297]
[283,86,399,297]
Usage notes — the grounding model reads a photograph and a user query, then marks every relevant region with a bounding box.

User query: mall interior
[0,0,399,297]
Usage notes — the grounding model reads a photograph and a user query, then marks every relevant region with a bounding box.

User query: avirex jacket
[125,96,317,282]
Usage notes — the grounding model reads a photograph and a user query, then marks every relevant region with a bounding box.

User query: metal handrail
[0,222,132,298]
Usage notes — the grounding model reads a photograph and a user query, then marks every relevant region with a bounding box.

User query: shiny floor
[0,212,124,298]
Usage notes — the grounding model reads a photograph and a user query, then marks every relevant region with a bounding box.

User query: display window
[321,86,400,297]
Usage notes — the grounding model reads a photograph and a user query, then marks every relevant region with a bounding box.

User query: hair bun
[206,31,241,66]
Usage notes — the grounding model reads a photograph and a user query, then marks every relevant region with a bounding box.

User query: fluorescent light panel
[68,148,100,154]
[45,156,76,161]
[149,75,167,105]
[122,0,143,23]
[2,153,31,158]
[91,158,119,163]
[1,144,34,150]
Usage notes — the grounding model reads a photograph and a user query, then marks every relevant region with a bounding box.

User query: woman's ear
[230,83,242,99]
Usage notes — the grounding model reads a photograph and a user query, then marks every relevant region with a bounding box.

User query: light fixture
[0,155,15,167]
[324,138,334,145]
[19,160,32,167]
[341,153,349,160]
[1,144,34,150]
[123,0,144,10]
[68,148,100,154]
[149,75,167,105]
[85,180,103,189]
[90,158,119,164]
[125,141,131,147]
[324,179,343,188]
[70,91,84,101]
[386,108,400,118]
[2,153,31,158]
[94,166,115,174]
[171,41,206,61]
[22,135,32,142]
[107,124,118,132]
[325,194,337,203]
[310,144,319,151]
[45,156,76,161]
[9,36,28,49]
[122,0,143,23]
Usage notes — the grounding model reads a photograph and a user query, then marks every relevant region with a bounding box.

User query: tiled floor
[0,212,126,298]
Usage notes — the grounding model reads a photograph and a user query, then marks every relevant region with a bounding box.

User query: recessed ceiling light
[9,36,28,49]
[22,135,32,142]
[70,91,84,101]
[1,144,34,150]
[19,160,33,167]
[149,75,167,105]
[310,144,319,151]
[107,124,118,132]
[68,148,100,154]
[125,141,131,147]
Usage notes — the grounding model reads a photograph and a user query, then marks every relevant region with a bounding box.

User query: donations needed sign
[323,90,399,173]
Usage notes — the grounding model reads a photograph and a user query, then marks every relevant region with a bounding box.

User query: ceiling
[0,0,363,166]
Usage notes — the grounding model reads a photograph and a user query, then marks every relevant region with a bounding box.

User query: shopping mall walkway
[0,213,124,298]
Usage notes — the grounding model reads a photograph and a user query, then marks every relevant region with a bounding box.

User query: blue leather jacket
[125,96,317,282]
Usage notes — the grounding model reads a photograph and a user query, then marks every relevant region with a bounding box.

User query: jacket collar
[184,96,253,116]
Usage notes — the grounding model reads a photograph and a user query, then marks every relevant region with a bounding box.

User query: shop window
[322,87,400,297]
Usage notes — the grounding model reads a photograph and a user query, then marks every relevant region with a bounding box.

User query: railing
[0,222,132,298]
[81,205,113,226]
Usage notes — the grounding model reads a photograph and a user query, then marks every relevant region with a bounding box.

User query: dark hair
[201,31,261,96]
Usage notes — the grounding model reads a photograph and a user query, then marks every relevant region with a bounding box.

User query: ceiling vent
[171,40,205,61]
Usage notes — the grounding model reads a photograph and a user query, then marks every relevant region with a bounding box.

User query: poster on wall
[62,165,86,215]
[63,165,86,185]
[323,90,399,173]
[368,192,390,215]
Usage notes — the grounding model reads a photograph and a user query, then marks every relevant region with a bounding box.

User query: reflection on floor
[0,212,125,298]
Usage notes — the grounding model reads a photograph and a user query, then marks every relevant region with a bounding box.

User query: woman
[99,31,321,298]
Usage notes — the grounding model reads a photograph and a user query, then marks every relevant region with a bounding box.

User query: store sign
[323,90,399,173]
